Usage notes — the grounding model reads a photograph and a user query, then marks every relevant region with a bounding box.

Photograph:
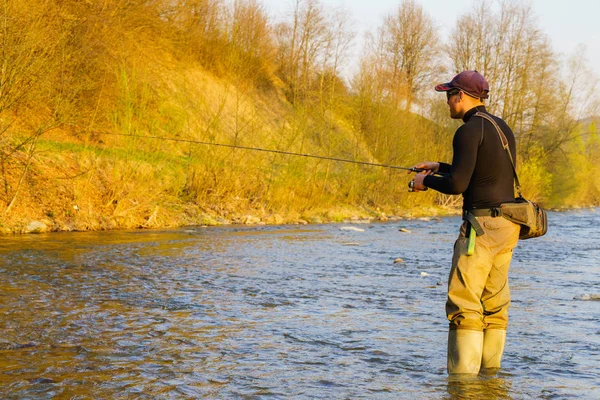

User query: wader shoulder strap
[473,112,523,198]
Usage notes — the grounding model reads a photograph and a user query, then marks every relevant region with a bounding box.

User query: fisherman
[410,70,520,375]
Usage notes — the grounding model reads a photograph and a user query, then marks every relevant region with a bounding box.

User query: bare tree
[318,6,354,107]
[449,1,499,85]
[449,1,558,150]
[381,0,439,111]
[173,0,225,67]
[273,0,329,102]
[542,45,600,154]
[230,0,271,58]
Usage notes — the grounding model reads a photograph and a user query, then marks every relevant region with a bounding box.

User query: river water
[0,210,599,399]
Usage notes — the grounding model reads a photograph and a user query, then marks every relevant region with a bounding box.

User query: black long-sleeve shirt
[424,106,516,211]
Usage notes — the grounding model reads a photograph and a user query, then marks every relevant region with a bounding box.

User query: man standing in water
[410,70,520,375]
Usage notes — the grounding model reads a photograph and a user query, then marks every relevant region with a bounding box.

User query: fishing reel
[408,179,428,192]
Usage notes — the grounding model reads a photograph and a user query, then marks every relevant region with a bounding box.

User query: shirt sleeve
[424,125,479,195]
[438,162,451,174]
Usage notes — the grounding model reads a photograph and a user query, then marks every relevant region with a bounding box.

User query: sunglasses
[446,90,461,100]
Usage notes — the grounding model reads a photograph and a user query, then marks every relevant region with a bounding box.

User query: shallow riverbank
[0,204,462,235]
[3,203,597,236]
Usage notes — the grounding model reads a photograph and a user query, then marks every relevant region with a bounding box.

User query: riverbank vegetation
[0,0,598,233]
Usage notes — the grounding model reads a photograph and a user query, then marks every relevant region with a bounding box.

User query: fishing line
[98,132,429,173]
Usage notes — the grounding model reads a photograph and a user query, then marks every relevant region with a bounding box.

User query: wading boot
[481,329,506,372]
[447,329,484,375]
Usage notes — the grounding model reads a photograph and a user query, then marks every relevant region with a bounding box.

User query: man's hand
[410,162,440,174]
[408,161,438,192]
[412,172,429,191]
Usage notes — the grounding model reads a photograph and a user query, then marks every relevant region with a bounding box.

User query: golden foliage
[0,0,597,232]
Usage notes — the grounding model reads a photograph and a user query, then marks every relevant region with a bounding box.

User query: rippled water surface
[1,210,599,399]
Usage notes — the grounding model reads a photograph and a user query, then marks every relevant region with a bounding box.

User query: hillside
[0,63,449,234]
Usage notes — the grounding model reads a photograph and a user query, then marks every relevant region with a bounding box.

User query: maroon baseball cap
[435,70,489,99]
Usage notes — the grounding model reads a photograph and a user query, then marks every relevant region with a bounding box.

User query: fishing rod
[100,132,434,171]
[98,132,444,190]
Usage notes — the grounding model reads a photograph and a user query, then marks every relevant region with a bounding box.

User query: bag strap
[473,112,523,198]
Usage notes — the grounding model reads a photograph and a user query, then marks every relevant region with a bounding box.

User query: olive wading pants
[447,215,520,331]
[446,215,520,374]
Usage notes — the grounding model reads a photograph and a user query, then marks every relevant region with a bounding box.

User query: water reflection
[445,374,512,399]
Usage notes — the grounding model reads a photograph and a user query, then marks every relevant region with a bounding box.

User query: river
[0,210,599,399]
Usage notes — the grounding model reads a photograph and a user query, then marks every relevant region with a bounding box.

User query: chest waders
[447,113,520,376]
